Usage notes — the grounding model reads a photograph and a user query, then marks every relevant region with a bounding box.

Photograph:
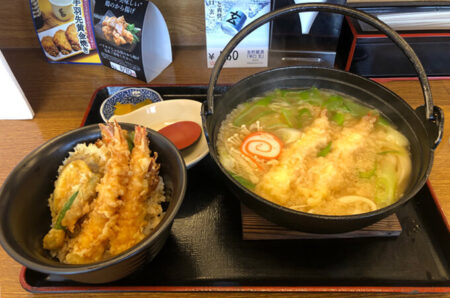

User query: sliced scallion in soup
[216,88,411,216]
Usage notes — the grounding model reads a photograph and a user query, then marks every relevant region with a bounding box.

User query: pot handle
[206,3,443,147]
[415,105,444,150]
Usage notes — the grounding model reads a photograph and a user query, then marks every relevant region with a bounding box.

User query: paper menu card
[294,0,326,34]
[0,51,34,120]
[93,0,172,82]
[205,0,271,68]
[30,0,101,64]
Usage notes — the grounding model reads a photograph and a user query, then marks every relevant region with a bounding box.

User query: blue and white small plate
[100,87,163,122]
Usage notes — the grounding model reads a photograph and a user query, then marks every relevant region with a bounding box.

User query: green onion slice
[54,190,79,230]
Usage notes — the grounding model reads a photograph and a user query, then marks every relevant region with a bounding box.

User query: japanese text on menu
[72,0,89,54]
[104,0,145,14]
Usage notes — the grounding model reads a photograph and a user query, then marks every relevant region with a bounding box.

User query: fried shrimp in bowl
[0,123,186,283]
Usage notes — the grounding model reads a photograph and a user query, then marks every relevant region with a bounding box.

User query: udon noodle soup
[217,88,412,215]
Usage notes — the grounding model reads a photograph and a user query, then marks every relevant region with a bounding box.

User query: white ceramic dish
[110,99,208,168]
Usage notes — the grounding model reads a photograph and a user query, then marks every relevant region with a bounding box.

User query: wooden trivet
[241,204,402,240]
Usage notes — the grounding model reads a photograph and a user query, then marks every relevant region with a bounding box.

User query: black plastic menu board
[93,0,172,82]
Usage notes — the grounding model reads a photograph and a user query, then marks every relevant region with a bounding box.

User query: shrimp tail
[99,123,114,144]
[134,125,149,150]
[100,120,127,147]
[133,125,160,191]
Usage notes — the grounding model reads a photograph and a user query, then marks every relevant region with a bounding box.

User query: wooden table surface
[0,47,448,297]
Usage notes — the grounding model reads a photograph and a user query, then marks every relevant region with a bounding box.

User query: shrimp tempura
[65,121,130,264]
[109,125,160,255]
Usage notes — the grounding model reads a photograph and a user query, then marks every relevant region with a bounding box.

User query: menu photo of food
[38,22,87,61]
[30,0,101,64]
[34,0,74,33]
[93,0,172,82]
[95,11,141,51]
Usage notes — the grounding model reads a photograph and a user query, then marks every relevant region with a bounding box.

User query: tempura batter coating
[255,110,331,205]
[43,123,167,264]
[65,122,130,264]
[109,126,161,255]
[292,114,377,213]
[43,159,99,251]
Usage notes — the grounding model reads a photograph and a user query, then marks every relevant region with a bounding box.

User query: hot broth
[217,88,412,215]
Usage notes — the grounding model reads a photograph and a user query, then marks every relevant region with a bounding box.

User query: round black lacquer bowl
[0,123,187,283]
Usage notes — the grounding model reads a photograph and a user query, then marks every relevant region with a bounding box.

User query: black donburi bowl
[0,123,187,283]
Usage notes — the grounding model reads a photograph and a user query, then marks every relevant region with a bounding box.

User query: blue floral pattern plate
[100,87,163,122]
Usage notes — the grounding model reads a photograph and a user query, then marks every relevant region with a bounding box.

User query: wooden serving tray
[241,204,402,240]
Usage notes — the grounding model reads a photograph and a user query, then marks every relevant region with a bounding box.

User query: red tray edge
[19,266,450,294]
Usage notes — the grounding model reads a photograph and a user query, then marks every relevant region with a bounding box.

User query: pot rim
[203,66,433,222]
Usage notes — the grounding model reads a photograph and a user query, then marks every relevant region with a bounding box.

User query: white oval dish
[110,99,208,168]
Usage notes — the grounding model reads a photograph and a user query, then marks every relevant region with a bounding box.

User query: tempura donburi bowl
[0,123,187,283]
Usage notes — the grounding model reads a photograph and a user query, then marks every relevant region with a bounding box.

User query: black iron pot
[202,4,444,233]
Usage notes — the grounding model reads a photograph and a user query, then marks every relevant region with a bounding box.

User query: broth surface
[217,88,412,215]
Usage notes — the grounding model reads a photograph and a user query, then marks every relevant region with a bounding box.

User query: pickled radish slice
[240,132,283,160]
[158,121,202,150]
